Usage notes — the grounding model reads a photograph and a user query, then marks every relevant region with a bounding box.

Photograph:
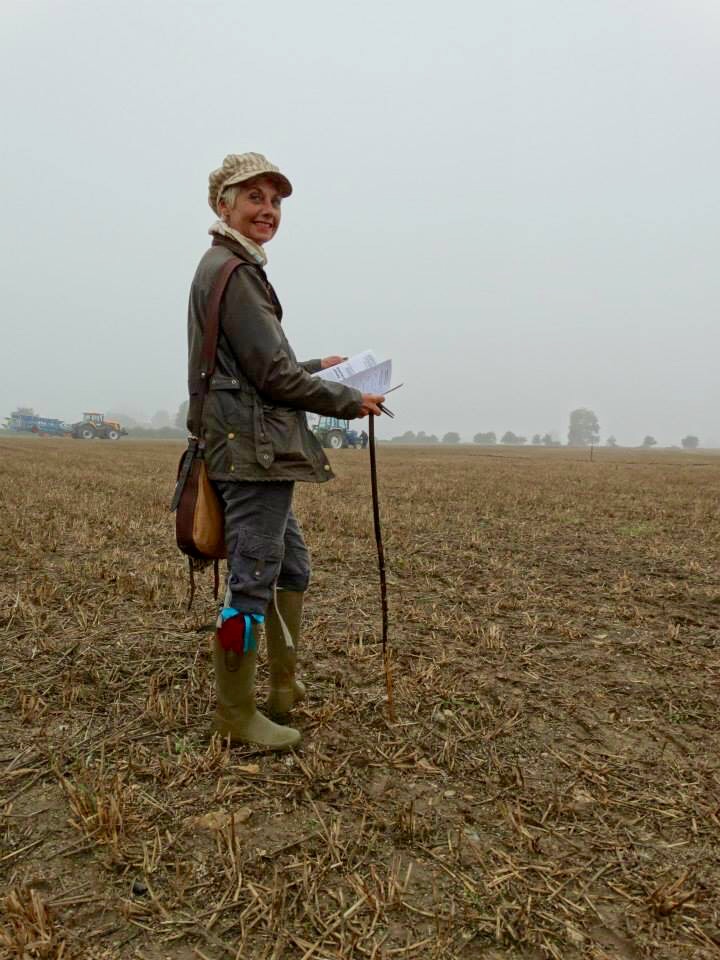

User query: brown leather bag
[172,437,226,560]
[171,256,243,601]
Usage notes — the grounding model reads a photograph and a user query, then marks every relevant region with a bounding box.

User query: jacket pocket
[204,389,256,475]
[258,404,308,464]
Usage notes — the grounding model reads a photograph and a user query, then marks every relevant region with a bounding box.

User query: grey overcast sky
[2,0,718,445]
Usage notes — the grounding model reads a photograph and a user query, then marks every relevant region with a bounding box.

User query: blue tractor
[311,416,361,449]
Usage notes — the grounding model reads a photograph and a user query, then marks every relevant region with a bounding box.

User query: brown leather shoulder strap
[199,256,244,381]
[194,255,245,445]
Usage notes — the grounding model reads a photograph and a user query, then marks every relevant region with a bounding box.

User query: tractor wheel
[80,426,95,440]
[107,429,120,440]
[327,430,344,450]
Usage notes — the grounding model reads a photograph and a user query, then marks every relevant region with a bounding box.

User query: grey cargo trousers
[214,481,310,616]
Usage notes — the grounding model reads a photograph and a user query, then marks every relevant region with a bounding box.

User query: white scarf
[208,220,267,266]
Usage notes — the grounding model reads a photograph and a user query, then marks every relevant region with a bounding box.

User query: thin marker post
[368,412,395,720]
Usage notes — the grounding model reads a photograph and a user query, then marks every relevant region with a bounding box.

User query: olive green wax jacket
[187,236,362,482]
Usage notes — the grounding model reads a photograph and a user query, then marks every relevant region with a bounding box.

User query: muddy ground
[1,438,719,959]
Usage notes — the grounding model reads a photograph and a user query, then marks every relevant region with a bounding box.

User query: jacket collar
[211,234,264,266]
[209,220,267,265]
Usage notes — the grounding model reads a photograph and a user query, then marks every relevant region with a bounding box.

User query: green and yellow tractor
[71,412,127,440]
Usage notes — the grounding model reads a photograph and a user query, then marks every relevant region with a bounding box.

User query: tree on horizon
[568,408,600,447]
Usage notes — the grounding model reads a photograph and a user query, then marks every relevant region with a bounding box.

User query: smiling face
[219,176,283,245]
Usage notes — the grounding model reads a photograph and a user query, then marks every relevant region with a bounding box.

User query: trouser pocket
[225,529,285,615]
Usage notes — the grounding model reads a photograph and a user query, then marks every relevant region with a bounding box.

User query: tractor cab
[83,412,105,426]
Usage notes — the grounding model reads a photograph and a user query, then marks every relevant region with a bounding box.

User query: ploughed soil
[1,438,719,959]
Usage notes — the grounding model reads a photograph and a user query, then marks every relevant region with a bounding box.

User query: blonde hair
[219,183,244,212]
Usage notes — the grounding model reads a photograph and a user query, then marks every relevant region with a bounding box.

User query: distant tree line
[388,408,703,449]
[472,431,561,446]
[101,406,185,439]
[388,431,440,444]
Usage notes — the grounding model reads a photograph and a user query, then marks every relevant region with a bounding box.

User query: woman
[187,152,384,750]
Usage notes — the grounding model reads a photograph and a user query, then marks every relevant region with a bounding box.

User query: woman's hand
[320,355,347,370]
[357,393,386,417]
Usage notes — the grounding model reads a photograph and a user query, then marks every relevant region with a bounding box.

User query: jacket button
[323,464,331,471]
[263,454,270,461]
[228,432,235,439]
[229,465,235,472]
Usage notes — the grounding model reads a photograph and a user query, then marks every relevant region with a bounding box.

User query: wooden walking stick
[368,411,395,721]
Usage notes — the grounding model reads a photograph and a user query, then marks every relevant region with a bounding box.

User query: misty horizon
[5,402,709,450]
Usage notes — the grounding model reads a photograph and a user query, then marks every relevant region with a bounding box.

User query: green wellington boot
[265,590,307,716]
[212,632,300,750]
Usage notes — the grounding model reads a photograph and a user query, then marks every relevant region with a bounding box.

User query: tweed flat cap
[208,152,292,214]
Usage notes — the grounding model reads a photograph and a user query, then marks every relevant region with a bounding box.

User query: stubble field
[1,437,719,960]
